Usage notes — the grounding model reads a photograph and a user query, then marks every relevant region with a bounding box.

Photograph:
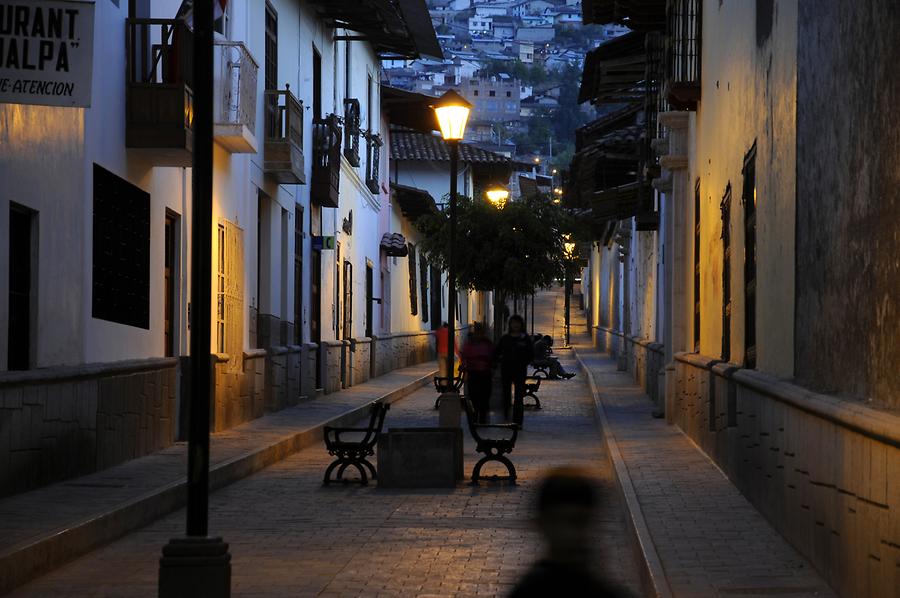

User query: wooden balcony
[263,88,304,184]
[214,41,259,153]
[126,19,194,166]
[312,115,342,208]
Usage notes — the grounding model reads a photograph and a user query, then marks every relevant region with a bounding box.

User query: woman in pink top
[462,323,495,423]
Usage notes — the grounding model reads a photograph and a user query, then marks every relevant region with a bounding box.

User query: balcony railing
[343,98,361,167]
[263,87,305,184]
[214,41,259,153]
[365,132,382,195]
[125,18,193,166]
[665,0,701,110]
[312,114,342,208]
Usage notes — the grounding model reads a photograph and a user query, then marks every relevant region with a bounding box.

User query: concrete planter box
[377,427,463,488]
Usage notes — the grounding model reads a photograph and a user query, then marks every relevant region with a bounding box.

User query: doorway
[8,203,37,370]
[164,211,180,357]
[365,263,374,338]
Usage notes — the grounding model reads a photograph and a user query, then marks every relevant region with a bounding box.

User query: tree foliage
[415,193,572,297]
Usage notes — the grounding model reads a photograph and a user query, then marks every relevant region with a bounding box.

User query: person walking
[461,322,494,424]
[494,314,533,428]
[508,467,631,597]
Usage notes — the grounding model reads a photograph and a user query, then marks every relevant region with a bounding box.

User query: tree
[415,193,571,337]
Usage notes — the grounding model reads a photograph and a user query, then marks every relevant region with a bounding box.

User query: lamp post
[563,237,576,348]
[159,1,231,595]
[433,90,471,387]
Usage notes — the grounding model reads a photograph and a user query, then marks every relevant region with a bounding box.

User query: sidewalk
[0,361,436,594]
[573,335,837,597]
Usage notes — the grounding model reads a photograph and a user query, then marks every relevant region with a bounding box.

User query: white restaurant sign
[0,0,95,107]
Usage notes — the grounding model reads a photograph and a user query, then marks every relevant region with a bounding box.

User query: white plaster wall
[695,0,797,376]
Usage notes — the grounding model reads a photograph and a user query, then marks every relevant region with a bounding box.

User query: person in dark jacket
[533,335,576,379]
[509,467,632,598]
[494,315,533,427]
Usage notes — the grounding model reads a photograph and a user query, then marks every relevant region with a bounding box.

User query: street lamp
[562,234,576,348]
[432,90,471,388]
[485,184,509,209]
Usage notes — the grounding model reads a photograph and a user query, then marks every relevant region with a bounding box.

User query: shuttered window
[217,220,244,372]
[407,243,418,316]
[720,184,732,362]
[742,143,757,369]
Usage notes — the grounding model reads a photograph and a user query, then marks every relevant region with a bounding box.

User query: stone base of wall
[349,338,372,386]
[213,351,265,432]
[592,326,664,408]
[0,358,178,497]
[371,331,436,378]
[301,343,317,398]
[673,352,900,598]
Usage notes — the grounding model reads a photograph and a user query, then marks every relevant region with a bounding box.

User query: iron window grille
[665,0,701,110]
[365,132,383,195]
[720,183,732,362]
[742,143,757,369]
[343,98,361,166]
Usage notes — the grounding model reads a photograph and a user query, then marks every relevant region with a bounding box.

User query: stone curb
[571,348,674,598]
[0,370,435,595]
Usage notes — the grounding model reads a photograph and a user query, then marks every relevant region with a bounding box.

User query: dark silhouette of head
[543,335,553,346]
[535,467,597,566]
[508,314,525,334]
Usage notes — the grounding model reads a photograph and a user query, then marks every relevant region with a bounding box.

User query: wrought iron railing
[343,98,361,166]
[215,41,258,132]
[312,114,342,208]
[365,132,382,195]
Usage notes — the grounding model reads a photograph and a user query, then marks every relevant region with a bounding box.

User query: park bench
[322,401,389,485]
[433,374,465,410]
[462,394,519,484]
[523,376,542,410]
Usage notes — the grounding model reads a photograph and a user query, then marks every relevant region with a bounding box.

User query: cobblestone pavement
[10,296,641,597]
[567,295,836,597]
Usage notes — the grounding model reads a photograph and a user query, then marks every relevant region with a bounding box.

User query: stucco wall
[694,0,797,376]
[795,0,900,409]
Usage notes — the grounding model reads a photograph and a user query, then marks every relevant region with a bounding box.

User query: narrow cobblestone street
[9,290,640,597]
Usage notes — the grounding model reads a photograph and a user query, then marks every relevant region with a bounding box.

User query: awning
[380,232,409,256]
[307,0,442,59]
[381,85,438,134]
[391,182,437,221]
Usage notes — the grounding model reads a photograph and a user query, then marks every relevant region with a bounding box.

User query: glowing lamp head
[432,90,472,141]
[564,241,576,258]
[485,184,510,208]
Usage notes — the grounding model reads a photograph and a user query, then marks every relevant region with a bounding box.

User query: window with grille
[264,3,278,139]
[742,143,757,369]
[720,183,732,362]
[693,178,701,352]
[92,164,150,329]
[408,243,418,316]
[420,256,429,323]
[217,224,226,353]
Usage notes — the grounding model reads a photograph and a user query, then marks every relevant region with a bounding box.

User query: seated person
[533,335,575,380]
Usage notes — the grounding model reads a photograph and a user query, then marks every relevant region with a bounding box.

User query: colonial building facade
[0,0,467,496]
[572,1,899,595]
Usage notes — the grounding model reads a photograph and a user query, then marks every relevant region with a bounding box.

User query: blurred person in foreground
[509,467,631,598]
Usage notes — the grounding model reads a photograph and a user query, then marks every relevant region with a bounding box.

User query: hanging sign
[312,236,336,251]
[0,0,95,107]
